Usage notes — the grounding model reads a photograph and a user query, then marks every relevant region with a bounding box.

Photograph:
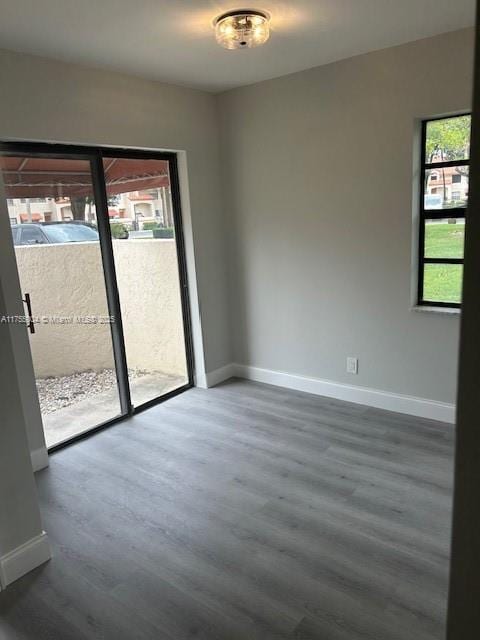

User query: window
[42,223,98,243]
[19,225,48,245]
[418,114,471,307]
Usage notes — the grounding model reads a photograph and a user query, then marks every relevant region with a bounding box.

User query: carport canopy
[0,156,170,199]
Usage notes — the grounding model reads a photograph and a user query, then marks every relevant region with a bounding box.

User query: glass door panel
[102,155,190,407]
[0,154,122,447]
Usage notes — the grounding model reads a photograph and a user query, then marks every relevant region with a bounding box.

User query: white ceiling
[0,0,475,92]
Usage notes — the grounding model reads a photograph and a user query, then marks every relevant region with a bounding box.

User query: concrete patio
[41,371,186,448]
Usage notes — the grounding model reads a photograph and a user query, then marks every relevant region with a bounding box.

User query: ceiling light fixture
[214,9,270,50]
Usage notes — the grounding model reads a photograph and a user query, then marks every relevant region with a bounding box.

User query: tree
[425,115,471,163]
[68,194,118,222]
[70,196,87,221]
[425,116,471,203]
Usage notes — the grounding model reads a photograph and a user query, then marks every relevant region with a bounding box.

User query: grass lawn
[423,221,464,304]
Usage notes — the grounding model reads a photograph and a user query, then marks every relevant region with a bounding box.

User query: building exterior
[425,152,469,209]
[7,187,173,229]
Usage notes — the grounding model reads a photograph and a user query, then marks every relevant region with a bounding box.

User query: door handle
[22,293,35,335]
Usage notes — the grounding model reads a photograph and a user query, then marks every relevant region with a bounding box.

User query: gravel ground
[37,368,149,414]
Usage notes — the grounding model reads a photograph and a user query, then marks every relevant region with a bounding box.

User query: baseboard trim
[194,371,208,389]
[30,447,49,472]
[0,532,51,590]
[206,362,455,424]
[205,364,237,388]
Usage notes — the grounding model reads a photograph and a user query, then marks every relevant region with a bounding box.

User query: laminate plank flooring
[0,379,454,640]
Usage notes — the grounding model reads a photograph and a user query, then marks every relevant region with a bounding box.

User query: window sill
[411,305,461,316]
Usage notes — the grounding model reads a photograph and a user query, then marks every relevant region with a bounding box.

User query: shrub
[110,222,129,239]
[142,221,161,231]
[153,227,174,239]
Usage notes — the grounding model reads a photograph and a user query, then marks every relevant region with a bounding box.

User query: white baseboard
[0,532,51,590]
[194,371,208,389]
[30,447,49,472]
[205,363,237,388]
[205,362,455,424]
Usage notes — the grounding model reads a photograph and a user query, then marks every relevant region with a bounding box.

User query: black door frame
[0,141,195,451]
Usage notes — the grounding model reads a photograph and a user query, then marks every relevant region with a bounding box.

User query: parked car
[11,222,99,245]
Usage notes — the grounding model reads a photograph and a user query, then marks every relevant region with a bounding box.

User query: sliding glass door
[0,144,193,448]
[0,153,123,447]
[102,155,190,408]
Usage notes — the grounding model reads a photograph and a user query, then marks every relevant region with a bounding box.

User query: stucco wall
[114,240,188,377]
[14,240,187,379]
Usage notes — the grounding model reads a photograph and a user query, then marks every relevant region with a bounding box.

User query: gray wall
[0,285,43,558]
[0,183,45,565]
[0,48,232,376]
[0,174,46,457]
[219,28,475,404]
[0,29,474,416]
[447,13,480,636]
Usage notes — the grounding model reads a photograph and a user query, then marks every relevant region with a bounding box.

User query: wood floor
[0,379,454,640]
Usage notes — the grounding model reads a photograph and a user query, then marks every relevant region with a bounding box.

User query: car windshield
[42,224,98,243]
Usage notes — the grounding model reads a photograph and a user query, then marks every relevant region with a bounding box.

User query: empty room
[1,1,479,639]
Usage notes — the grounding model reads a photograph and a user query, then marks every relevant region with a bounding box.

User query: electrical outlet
[347,357,358,375]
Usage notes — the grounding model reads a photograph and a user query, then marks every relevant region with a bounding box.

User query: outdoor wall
[14,243,113,378]
[218,28,475,405]
[14,240,187,378]
[115,239,188,377]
